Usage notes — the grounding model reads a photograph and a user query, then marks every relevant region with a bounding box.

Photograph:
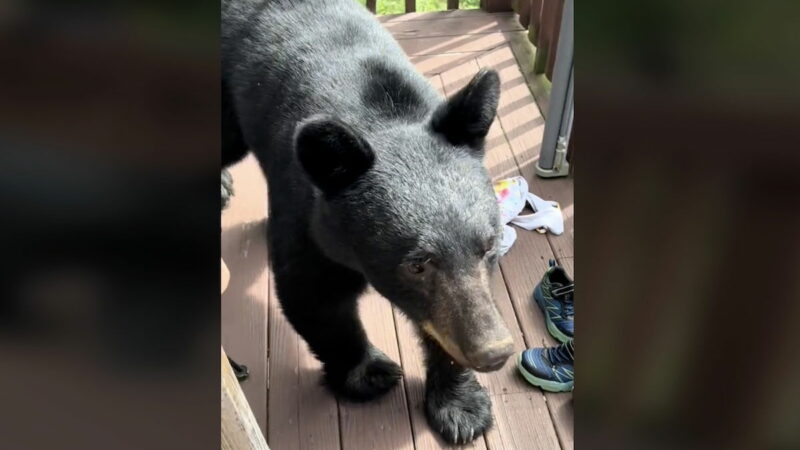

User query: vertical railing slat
[366,0,376,13]
[448,0,459,10]
[514,0,532,28]
[405,0,416,13]
[533,0,562,76]
[480,0,513,12]
[545,0,565,80]
[529,0,543,45]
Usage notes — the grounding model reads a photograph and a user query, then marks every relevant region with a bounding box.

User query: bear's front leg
[272,249,402,402]
[422,335,493,445]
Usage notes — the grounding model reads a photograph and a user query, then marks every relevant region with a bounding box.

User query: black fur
[430,68,501,149]
[360,58,429,120]
[295,115,375,197]
[222,0,506,444]
[222,79,248,167]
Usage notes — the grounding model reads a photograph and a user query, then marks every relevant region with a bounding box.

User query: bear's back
[222,0,425,147]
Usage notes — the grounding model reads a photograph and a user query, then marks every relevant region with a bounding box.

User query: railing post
[513,0,531,28]
[526,0,543,45]
[405,0,416,13]
[480,0,514,13]
[535,0,573,178]
[448,0,459,10]
[532,0,563,77]
[366,0,376,14]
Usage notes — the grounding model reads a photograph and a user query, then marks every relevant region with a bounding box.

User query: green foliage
[357,0,481,16]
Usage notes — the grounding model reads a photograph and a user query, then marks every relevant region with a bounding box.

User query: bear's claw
[425,375,493,445]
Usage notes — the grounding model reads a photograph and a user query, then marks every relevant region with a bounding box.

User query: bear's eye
[408,263,425,275]
[406,257,430,275]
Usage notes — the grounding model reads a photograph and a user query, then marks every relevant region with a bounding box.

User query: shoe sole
[516,353,574,393]
[533,284,573,344]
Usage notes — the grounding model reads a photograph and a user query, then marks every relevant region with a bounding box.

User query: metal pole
[560,67,574,140]
[536,0,573,176]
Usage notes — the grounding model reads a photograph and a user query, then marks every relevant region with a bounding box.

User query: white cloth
[493,176,564,256]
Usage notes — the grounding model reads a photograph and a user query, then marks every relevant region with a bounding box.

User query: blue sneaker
[517,340,574,392]
[533,260,574,343]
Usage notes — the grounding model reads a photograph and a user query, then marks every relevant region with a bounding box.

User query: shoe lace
[551,283,574,318]
[545,341,574,366]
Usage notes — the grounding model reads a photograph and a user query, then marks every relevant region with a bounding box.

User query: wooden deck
[222,10,574,450]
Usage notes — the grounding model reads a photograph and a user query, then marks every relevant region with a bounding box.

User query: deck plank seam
[336,401,345,450]
[393,30,519,42]
[379,12,517,24]
[265,268,272,442]
[410,44,509,76]
[405,42,509,58]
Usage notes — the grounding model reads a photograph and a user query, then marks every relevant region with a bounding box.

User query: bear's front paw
[324,346,402,402]
[425,376,493,445]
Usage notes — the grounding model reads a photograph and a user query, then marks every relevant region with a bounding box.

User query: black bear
[222,0,514,444]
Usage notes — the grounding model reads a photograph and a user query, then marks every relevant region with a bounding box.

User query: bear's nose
[468,339,514,372]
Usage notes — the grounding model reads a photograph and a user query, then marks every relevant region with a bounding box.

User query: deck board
[384,13,523,39]
[221,9,574,450]
[379,11,516,23]
[267,268,344,450]
[298,334,342,449]
[398,32,508,56]
[339,291,415,450]
[221,154,270,437]
[411,53,488,77]
[484,393,562,450]
[267,277,302,450]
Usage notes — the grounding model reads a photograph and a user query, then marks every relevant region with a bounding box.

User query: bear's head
[295,69,513,372]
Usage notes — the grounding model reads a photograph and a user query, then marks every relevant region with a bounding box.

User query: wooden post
[529,0,543,44]
[545,0,565,80]
[222,347,270,450]
[221,257,269,450]
[448,0,459,10]
[405,0,416,13]
[515,0,531,28]
[480,0,513,12]
[366,0,377,13]
[533,0,564,77]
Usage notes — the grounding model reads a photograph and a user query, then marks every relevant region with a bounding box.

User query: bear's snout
[466,337,515,372]
[422,264,515,372]
[421,313,514,372]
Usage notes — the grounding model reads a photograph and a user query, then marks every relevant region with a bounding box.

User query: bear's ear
[430,69,500,152]
[294,115,375,196]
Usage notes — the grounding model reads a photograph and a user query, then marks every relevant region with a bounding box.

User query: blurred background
[0,1,219,449]
[576,1,800,449]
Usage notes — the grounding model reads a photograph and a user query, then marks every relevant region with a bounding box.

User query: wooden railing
[512,0,564,81]
[510,0,571,177]
[366,0,512,14]
[366,0,458,13]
